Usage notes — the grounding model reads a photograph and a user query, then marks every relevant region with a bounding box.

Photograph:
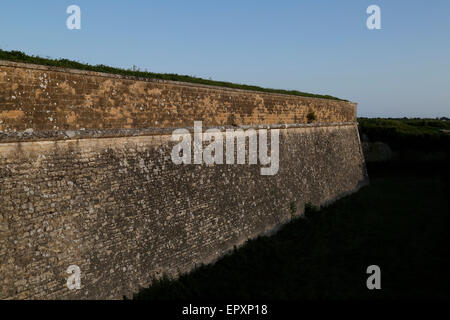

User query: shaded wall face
[0,62,356,132]
[0,125,366,299]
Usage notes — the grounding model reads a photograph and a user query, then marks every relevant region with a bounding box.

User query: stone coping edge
[0,121,358,143]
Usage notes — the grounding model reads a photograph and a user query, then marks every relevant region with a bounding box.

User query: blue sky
[1,0,449,117]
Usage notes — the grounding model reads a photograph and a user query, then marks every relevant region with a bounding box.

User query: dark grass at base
[133,163,450,300]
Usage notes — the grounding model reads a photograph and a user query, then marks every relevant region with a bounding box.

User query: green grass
[0,49,344,101]
[133,163,450,300]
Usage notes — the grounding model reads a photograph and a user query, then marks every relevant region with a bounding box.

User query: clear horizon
[1,0,449,117]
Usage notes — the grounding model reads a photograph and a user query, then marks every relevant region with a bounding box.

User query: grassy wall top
[0,50,344,101]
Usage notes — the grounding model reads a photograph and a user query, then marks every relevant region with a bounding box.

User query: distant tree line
[358,117,450,152]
